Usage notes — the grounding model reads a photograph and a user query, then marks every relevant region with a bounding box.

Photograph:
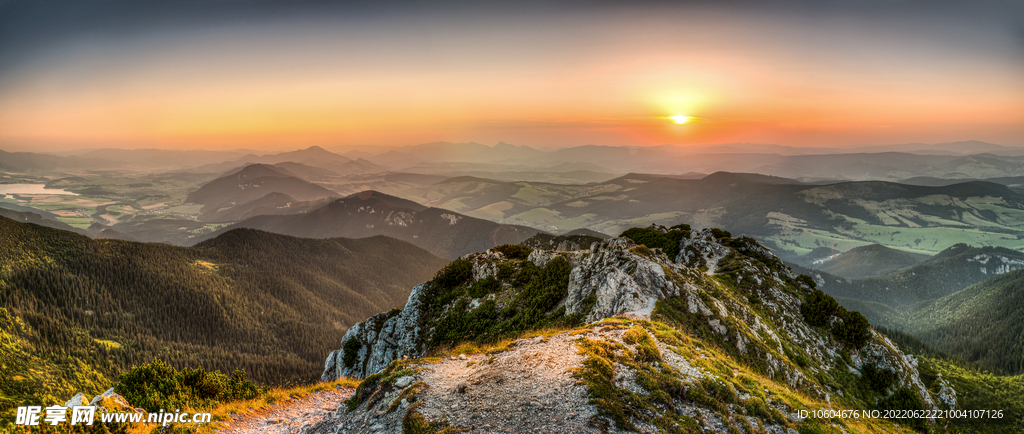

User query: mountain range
[191,191,543,258]
[392,172,1024,260]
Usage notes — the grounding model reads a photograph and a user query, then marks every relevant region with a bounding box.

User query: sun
[670,115,691,124]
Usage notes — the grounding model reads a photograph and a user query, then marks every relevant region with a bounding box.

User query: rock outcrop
[318,227,945,433]
[63,387,139,413]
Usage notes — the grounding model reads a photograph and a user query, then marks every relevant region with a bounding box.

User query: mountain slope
[903,269,1024,374]
[315,229,942,433]
[0,216,448,406]
[0,207,87,235]
[805,243,930,279]
[194,191,543,258]
[187,163,338,221]
[201,192,333,222]
[816,244,1024,309]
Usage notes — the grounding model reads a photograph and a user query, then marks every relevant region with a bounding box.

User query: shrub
[861,363,897,393]
[709,228,732,240]
[115,359,264,412]
[422,258,474,311]
[876,388,928,432]
[833,311,872,349]
[428,256,575,348]
[492,244,533,260]
[796,274,817,289]
[431,258,474,290]
[619,227,689,259]
[800,290,839,327]
[467,277,501,298]
[342,337,363,369]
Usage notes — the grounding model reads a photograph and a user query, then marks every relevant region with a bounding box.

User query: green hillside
[804,243,930,279]
[0,216,447,411]
[903,269,1024,375]
[880,327,1024,432]
[816,244,1024,308]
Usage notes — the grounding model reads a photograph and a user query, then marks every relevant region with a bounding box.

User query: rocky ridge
[316,228,946,433]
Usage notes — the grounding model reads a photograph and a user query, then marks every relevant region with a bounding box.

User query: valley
[3,142,1024,432]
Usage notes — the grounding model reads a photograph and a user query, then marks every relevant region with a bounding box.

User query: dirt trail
[215,386,354,434]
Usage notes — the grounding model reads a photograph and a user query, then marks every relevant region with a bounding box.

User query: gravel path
[413,333,600,433]
[215,385,354,434]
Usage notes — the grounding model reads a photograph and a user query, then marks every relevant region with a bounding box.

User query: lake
[0,184,78,195]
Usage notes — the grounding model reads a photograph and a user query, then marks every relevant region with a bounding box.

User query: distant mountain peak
[330,190,429,212]
[233,163,294,179]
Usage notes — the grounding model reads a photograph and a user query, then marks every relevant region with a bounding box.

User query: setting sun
[670,115,691,124]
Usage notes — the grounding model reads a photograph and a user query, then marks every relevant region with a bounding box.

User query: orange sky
[0,2,1021,151]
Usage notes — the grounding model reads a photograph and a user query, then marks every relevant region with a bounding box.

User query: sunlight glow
[670,115,691,124]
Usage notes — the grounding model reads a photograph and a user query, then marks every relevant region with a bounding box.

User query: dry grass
[427,325,580,358]
[123,377,360,434]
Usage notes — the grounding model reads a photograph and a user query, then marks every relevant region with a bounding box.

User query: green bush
[709,228,732,240]
[861,363,897,393]
[619,227,690,259]
[800,290,839,327]
[431,258,474,290]
[342,337,363,369]
[492,244,533,260]
[796,274,817,289]
[115,359,264,412]
[428,256,575,348]
[876,388,928,432]
[833,311,872,349]
[467,277,501,298]
[421,258,475,312]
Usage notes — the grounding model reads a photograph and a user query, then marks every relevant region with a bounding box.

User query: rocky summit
[314,228,945,433]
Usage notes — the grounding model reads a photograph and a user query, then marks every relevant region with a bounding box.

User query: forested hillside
[903,269,1024,375]
[815,244,1024,308]
[0,217,447,411]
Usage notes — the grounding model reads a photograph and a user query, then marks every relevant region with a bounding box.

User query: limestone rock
[65,392,88,408]
[677,229,732,272]
[89,388,134,411]
[563,238,681,322]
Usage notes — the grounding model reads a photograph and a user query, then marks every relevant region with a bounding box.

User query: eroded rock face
[563,238,681,322]
[322,285,427,380]
[677,229,732,272]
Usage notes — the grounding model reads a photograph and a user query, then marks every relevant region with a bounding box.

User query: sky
[0,0,1022,152]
